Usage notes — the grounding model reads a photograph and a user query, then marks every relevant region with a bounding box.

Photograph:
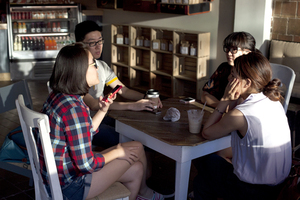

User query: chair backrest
[0,80,32,113]
[16,94,63,200]
[270,63,296,113]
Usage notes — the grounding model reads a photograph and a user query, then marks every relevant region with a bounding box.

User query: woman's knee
[130,161,144,179]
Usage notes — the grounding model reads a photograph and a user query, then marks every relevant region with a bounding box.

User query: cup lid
[147,89,159,95]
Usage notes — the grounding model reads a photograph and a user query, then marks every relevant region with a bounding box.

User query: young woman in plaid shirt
[41,43,164,200]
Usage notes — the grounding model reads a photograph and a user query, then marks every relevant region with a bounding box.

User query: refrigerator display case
[7,3,82,80]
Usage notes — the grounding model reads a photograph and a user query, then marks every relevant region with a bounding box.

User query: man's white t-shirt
[89,60,118,98]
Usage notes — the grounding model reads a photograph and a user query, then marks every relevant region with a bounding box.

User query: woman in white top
[193,52,292,200]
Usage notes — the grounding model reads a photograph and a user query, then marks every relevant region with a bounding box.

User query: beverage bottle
[26,37,31,51]
[13,22,18,33]
[18,22,22,33]
[22,22,27,33]
[40,37,45,50]
[57,36,62,49]
[31,22,36,33]
[47,22,51,32]
[52,37,57,50]
[36,22,41,33]
[17,36,22,51]
[45,37,49,50]
[41,22,46,33]
[57,22,61,32]
[21,37,25,51]
[33,37,37,51]
[14,36,18,51]
[52,22,56,32]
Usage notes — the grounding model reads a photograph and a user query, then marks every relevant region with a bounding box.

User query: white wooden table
[109,98,231,200]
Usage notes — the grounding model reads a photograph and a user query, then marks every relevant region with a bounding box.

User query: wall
[271,0,300,42]
[99,0,235,76]
[234,0,273,56]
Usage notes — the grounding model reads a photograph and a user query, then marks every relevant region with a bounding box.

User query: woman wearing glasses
[201,32,256,108]
[43,43,164,200]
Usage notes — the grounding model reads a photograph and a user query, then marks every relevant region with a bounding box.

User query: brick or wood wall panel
[271,0,300,42]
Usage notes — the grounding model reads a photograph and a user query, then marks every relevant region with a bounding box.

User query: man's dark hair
[75,20,102,42]
[49,43,90,95]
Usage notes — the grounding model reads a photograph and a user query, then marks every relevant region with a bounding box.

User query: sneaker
[136,191,165,200]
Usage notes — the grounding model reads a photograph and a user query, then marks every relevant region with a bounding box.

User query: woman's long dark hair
[234,52,283,102]
[49,43,90,95]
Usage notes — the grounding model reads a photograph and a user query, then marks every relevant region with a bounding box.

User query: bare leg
[86,141,144,200]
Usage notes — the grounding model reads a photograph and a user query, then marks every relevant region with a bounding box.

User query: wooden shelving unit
[111,24,210,100]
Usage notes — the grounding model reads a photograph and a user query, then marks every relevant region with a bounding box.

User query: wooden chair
[270,63,296,113]
[0,80,34,185]
[16,94,130,200]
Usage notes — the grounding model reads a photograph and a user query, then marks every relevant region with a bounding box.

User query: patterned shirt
[202,62,232,100]
[38,92,105,186]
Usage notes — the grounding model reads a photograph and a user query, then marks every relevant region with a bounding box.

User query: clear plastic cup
[187,109,204,134]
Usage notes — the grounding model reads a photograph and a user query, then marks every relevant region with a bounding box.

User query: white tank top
[231,92,291,185]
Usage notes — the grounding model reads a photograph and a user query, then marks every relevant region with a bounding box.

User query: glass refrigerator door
[7,4,82,60]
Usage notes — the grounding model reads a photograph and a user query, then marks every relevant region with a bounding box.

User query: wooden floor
[0,80,197,200]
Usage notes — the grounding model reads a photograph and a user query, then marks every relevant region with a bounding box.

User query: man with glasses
[200,31,256,108]
[75,21,163,148]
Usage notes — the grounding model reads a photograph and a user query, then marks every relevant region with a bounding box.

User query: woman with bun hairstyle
[193,52,292,200]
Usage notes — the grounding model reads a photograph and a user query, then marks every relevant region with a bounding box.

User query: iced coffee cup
[146,89,159,109]
[187,109,204,134]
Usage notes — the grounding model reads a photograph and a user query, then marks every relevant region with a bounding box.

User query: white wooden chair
[0,80,33,185]
[270,63,296,113]
[16,94,130,200]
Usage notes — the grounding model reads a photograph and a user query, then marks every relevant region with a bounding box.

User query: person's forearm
[203,99,229,130]
[92,110,107,131]
[120,88,144,101]
[109,101,136,110]
[102,148,121,164]
[201,92,220,108]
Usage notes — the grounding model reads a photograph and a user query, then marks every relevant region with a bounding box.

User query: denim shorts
[46,174,92,200]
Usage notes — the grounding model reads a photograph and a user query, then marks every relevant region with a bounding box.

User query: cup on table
[187,109,204,134]
[146,89,160,109]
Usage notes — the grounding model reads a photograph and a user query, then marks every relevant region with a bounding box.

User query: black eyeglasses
[223,46,242,54]
[84,39,105,47]
[88,60,97,69]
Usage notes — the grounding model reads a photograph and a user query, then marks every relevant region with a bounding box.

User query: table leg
[175,160,192,200]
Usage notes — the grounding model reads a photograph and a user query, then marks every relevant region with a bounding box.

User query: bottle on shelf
[27,37,32,51]
[13,22,18,34]
[36,22,41,33]
[21,37,26,51]
[17,36,22,51]
[22,22,27,33]
[45,37,49,50]
[13,36,18,51]
[52,37,57,50]
[33,37,37,51]
[47,22,51,32]
[18,22,22,33]
[41,22,47,33]
[57,22,61,32]
[31,22,36,33]
[52,22,57,32]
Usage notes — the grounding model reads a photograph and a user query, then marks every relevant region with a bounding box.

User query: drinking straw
[201,101,207,114]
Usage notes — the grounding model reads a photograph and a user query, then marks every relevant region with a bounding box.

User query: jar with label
[152,39,160,50]
[124,34,129,45]
[180,40,189,55]
[136,36,144,47]
[190,43,197,56]
[169,40,173,52]
[160,39,167,51]
[144,38,150,47]
[116,34,124,44]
